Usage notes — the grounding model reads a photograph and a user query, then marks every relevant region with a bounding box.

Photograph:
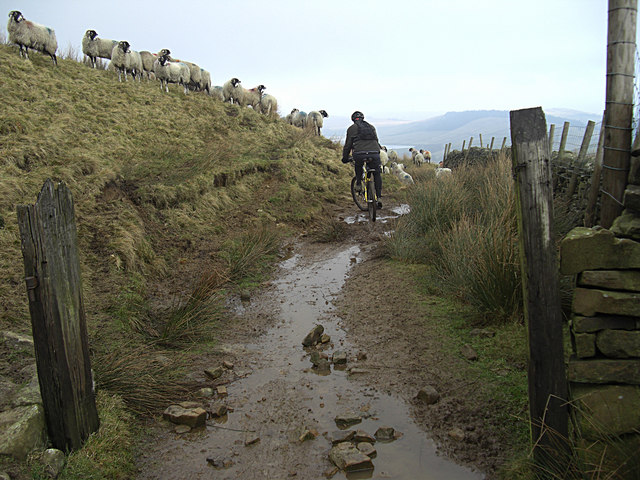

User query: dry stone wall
[560,153,640,464]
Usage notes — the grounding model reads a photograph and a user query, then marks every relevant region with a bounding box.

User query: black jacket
[342,120,381,162]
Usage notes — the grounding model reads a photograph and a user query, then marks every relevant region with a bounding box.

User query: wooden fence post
[548,124,556,155]
[557,121,570,163]
[479,133,483,149]
[510,107,569,475]
[584,115,606,227]
[464,137,473,161]
[501,136,507,151]
[461,139,466,152]
[17,179,100,451]
[489,137,495,156]
[567,120,596,197]
[600,0,636,228]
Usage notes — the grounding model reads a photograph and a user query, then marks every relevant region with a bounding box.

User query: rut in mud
[137,206,485,479]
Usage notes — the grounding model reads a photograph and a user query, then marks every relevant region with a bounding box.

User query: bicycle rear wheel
[367,177,376,222]
[351,176,367,211]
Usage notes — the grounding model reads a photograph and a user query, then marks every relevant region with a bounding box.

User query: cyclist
[341,111,383,208]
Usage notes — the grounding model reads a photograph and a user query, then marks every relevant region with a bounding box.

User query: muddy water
[139,243,483,479]
[344,204,411,224]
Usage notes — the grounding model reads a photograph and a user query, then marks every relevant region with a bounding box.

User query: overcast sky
[1,1,627,125]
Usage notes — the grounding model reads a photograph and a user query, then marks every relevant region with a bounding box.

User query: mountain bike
[350,157,378,222]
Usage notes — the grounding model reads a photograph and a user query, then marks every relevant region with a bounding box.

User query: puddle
[345,204,411,224]
[139,243,482,479]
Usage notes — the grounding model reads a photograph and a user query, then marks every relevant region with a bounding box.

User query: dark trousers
[353,152,382,198]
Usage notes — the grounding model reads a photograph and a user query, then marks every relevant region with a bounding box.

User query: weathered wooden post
[600,0,636,228]
[548,124,556,155]
[584,116,606,227]
[501,136,507,151]
[464,136,473,161]
[510,107,569,476]
[557,121,570,163]
[479,133,483,149]
[17,179,100,451]
[567,120,596,197]
[461,139,466,152]
[489,136,495,155]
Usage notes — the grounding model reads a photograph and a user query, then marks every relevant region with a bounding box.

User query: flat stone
[223,360,234,369]
[560,227,640,274]
[572,315,640,333]
[356,442,377,458]
[2,332,34,350]
[374,426,396,441]
[244,434,260,446]
[460,344,478,361]
[630,156,640,184]
[332,351,347,365]
[329,430,355,444]
[0,404,46,459]
[567,358,640,384]
[353,430,376,443]
[174,425,191,434]
[204,366,224,380]
[572,384,640,438]
[572,288,640,317]
[209,403,228,417]
[320,334,331,344]
[335,413,362,429]
[324,466,339,478]
[163,405,207,428]
[623,184,640,211]
[302,325,324,347]
[328,442,373,472]
[574,332,596,358]
[597,330,640,358]
[611,210,640,241]
[579,270,640,292]
[216,386,228,396]
[416,385,440,405]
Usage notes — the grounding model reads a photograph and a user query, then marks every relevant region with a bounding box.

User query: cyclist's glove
[341,157,350,164]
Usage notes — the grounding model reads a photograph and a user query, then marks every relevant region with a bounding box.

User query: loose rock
[329,430,355,444]
[320,333,331,343]
[175,425,191,434]
[204,366,224,380]
[245,434,260,446]
[460,344,478,361]
[416,385,440,405]
[332,351,347,365]
[356,442,377,458]
[163,405,207,428]
[448,427,466,442]
[302,324,324,347]
[209,403,228,418]
[374,426,397,441]
[335,413,362,428]
[353,430,376,443]
[41,448,65,479]
[329,442,374,472]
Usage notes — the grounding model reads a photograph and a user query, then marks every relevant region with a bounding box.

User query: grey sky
[1,0,624,125]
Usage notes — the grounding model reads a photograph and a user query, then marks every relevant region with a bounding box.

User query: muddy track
[136,197,488,479]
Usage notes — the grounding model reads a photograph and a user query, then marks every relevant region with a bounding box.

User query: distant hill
[323,109,601,160]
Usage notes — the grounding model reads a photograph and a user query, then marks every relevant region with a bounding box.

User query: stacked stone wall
[560,153,640,468]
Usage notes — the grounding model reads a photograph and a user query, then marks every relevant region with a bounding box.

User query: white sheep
[82,29,116,68]
[157,49,201,90]
[139,51,157,80]
[435,167,453,179]
[111,41,131,82]
[388,149,399,163]
[211,86,224,101]
[7,11,58,65]
[128,50,144,82]
[414,152,425,166]
[285,108,299,125]
[153,53,190,94]
[259,94,278,116]
[421,149,432,163]
[391,162,414,185]
[380,148,389,166]
[307,110,328,135]
[200,69,212,95]
[222,78,242,104]
[291,110,308,128]
[239,85,266,109]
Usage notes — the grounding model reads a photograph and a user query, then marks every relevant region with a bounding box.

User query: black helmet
[351,111,364,122]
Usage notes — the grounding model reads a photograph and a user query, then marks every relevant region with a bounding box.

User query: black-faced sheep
[211,86,224,101]
[199,69,212,95]
[291,110,308,128]
[285,108,299,125]
[307,110,328,135]
[111,41,131,82]
[139,51,157,80]
[240,85,266,109]
[153,53,190,94]
[222,78,242,104]
[7,11,57,65]
[82,29,116,68]
[128,50,144,82]
[259,94,278,116]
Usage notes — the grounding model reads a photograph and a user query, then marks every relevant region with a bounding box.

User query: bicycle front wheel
[367,178,376,222]
[351,177,367,211]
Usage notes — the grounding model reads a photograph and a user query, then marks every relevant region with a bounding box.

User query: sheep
[211,86,224,101]
[285,108,299,125]
[380,148,389,166]
[222,77,242,104]
[239,85,266,109]
[153,53,190,94]
[291,110,308,128]
[388,149,399,163]
[307,110,328,135]
[391,162,414,185]
[157,49,201,90]
[200,69,212,95]
[128,50,144,82]
[139,51,157,80]
[7,11,58,65]
[420,149,432,163]
[414,152,425,166]
[259,94,278,116]
[111,41,131,82]
[82,29,116,68]
[435,167,453,179]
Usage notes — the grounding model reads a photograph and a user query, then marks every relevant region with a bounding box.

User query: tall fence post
[17,179,100,451]
[600,0,636,228]
[464,136,473,161]
[548,124,556,155]
[557,121,571,163]
[584,115,606,227]
[510,107,569,475]
[489,137,495,155]
[567,120,596,197]
[501,137,507,151]
[479,133,483,149]
[461,139,466,152]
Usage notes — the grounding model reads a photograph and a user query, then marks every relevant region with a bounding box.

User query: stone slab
[597,330,640,358]
[560,227,640,274]
[630,156,640,184]
[572,315,640,333]
[574,332,596,358]
[573,288,640,317]
[611,209,640,241]
[571,384,640,438]
[0,404,46,460]
[579,270,640,292]
[623,184,640,211]
[328,442,373,472]
[567,357,640,384]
